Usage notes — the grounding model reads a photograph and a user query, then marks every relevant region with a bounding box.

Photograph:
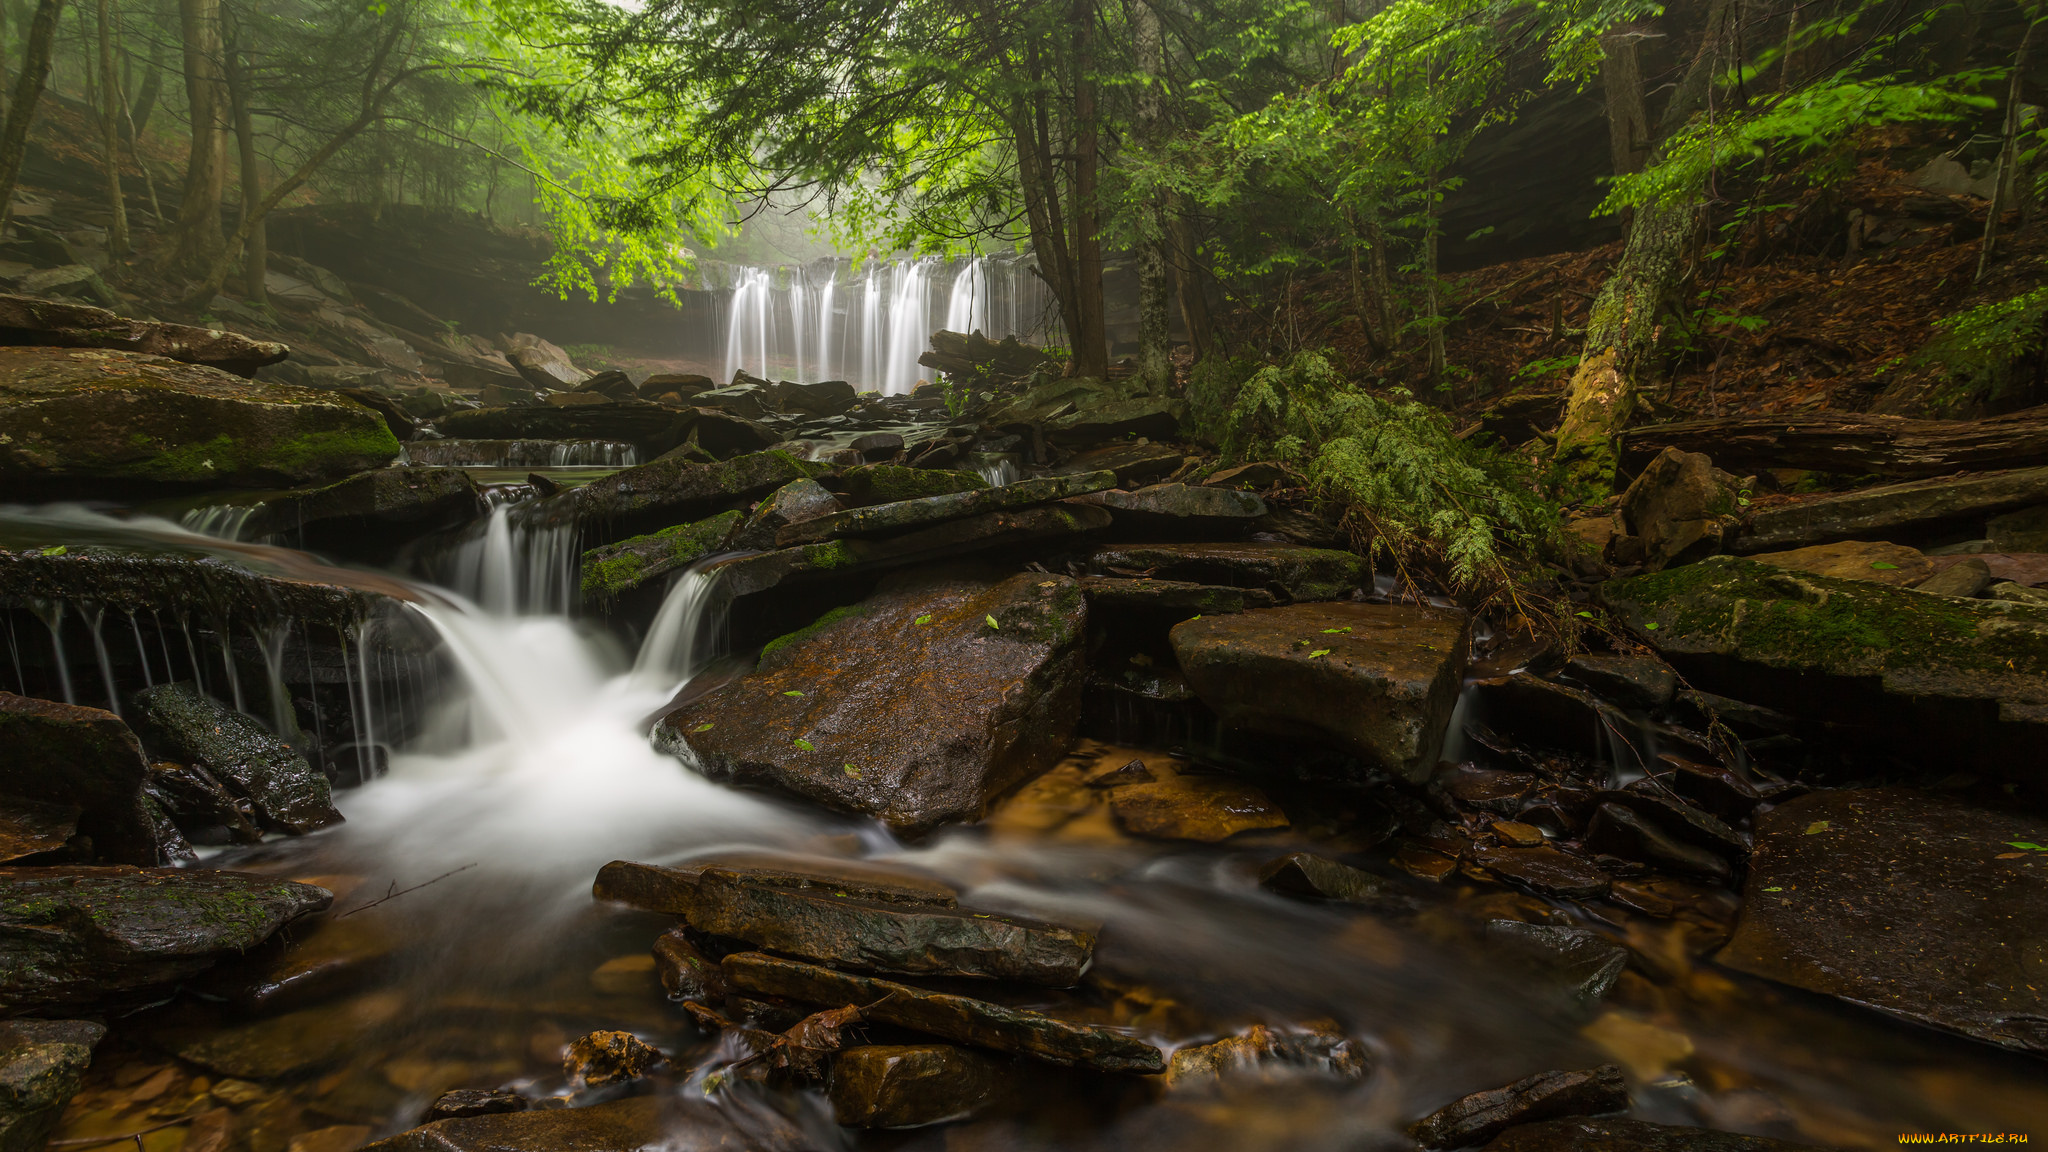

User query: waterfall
[861,265,883,392]
[883,258,933,396]
[945,257,990,337]
[630,561,730,690]
[431,503,578,617]
[976,459,1022,487]
[815,270,836,384]
[182,505,260,541]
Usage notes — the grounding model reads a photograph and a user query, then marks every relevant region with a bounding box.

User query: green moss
[262,423,402,475]
[581,553,648,600]
[579,510,742,600]
[760,603,866,666]
[841,465,986,506]
[116,422,398,484]
[801,540,860,571]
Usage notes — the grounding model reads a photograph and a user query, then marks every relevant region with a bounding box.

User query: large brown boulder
[655,568,1087,832]
[1170,602,1470,781]
[0,693,170,865]
[0,347,398,493]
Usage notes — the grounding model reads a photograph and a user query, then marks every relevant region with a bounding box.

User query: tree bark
[170,0,226,278]
[1600,23,1648,179]
[1167,207,1214,358]
[0,0,63,230]
[1552,0,1734,496]
[1068,0,1108,378]
[223,12,262,301]
[95,0,127,254]
[1132,0,1169,394]
[1623,406,2048,479]
[1977,16,2039,283]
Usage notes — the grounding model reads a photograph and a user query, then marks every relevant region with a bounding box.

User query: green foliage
[1185,354,1259,447]
[1215,352,1558,585]
[1917,283,2048,405]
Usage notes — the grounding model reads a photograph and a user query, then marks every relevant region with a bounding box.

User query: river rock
[776,471,1116,546]
[1583,803,1730,883]
[144,760,261,846]
[1734,465,2048,553]
[1108,777,1288,842]
[564,1030,663,1087]
[1410,1063,1628,1149]
[526,449,821,544]
[1071,483,1266,538]
[0,348,399,495]
[1602,555,2048,769]
[593,854,958,917]
[1171,602,1468,781]
[360,1095,817,1152]
[130,683,341,834]
[0,799,77,863]
[1054,442,1185,486]
[730,479,843,550]
[1748,540,1933,587]
[1558,654,1677,709]
[722,952,1164,1072]
[164,991,401,1079]
[689,868,1092,985]
[1915,556,1994,598]
[836,464,986,505]
[1716,788,2048,1054]
[829,1044,1002,1128]
[0,293,288,375]
[577,510,741,602]
[1483,1118,1825,1151]
[422,1089,527,1124]
[1615,448,1746,569]
[0,1019,105,1152]
[0,866,331,1009]
[655,569,1086,832]
[1258,852,1414,912]
[1469,844,1612,902]
[1084,542,1372,602]
[711,504,1113,598]
[1482,921,1629,1003]
[229,469,486,559]
[196,913,398,1014]
[1468,676,1619,759]
[1161,1023,1367,1088]
[436,402,686,460]
[652,926,730,1003]
[1076,576,1276,615]
[0,693,165,865]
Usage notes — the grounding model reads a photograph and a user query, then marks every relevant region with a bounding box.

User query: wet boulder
[1611,448,1746,570]
[1748,540,1933,587]
[729,479,843,550]
[1171,602,1469,782]
[1482,922,1629,1004]
[1558,654,1676,710]
[836,464,986,506]
[687,868,1094,986]
[1083,542,1371,602]
[593,853,958,916]
[131,683,341,834]
[1161,1023,1367,1088]
[1482,1117,1825,1150]
[1410,1063,1627,1149]
[652,926,731,1003]
[421,1089,527,1124]
[0,348,399,495]
[577,509,741,603]
[1716,788,2048,1055]
[829,1044,1003,1128]
[0,1019,106,1152]
[1076,576,1276,615]
[655,569,1087,832]
[0,693,166,865]
[543,449,823,543]
[227,468,486,560]
[564,1030,664,1087]
[709,504,1113,599]
[723,952,1164,1072]
[0,866,332,1009]
[143,760,261,846]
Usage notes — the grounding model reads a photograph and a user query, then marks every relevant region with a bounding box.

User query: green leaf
[792,738,815,751]
[1763,886,1784,892]
[38,545,65,557]
[1307,648,1331,658]
[782,690,805,697]
[842,763,861,778]
[1804,820,1831,834]
[692,722,713,733]
[1576,611,1593,618]
[985,615,999,629]
[1870,561,1900,570]
[2007,841,2046,851]
[1320,626,1352,634]
[1644,622,1659,630]
[915,614,933,625]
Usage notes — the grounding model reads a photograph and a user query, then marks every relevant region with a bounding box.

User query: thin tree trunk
[1978,16,2039,283]
[127,33,158,133]
[1424,170,1446,385]
[223,12,261,300]
[170,0,225,277]
[95,0,126,254]
[1166,208,1214,358]
[0,0,62,230]
[1133,0,1169,393]
[1069,0,1108,378]
[1553,0,1735,496]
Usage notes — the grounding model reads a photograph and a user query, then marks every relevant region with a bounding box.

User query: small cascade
[975,458,1022,487]
[181,505,261,541]
[402,440,639,469]
[630,561,731,690]
[945,256,990,337]
[422,503,579,617]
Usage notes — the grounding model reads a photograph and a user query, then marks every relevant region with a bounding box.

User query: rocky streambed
[0,309,2045,1152]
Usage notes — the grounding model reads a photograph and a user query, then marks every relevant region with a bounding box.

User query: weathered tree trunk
[1552,0,1734,496]
[1423,171,1446,385]
[1167,207,1214,358]
[1624,407,2048,479]
[0,0,62,229]
[95,0,127,255]
[1600,23,1648,179]
[1068,0,1109,379]
[1132,0,1169,394]
[170,0,226,278]
[1978,16,2039,283]
[223,15,262,301]
[128,34,159,134]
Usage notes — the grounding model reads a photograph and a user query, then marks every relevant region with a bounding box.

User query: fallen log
[1621,408,2048,479]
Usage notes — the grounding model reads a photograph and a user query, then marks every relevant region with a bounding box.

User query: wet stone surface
[0,1019,104,1152]
[1481,1117,1828,1151]
[0,692,163,865]
[828,1044,1003,1128]
[1409,1063,1628,1149]
[131,683,341,835]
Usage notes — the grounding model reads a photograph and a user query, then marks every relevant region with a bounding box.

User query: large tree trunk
[223,15,262,301]
[0,0,62,229]
[95,0,127,255]
[169,0,226,278]
[1068,0,1108,378]
[1552,0,1734,496]
[1132,0,1169,394]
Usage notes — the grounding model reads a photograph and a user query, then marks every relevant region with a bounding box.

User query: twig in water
[48,1114,205,1147]
[336,863,478,918]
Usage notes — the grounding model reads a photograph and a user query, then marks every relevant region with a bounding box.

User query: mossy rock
[579,510,743,602]
[838,465,986,507]
[0,347,398,493]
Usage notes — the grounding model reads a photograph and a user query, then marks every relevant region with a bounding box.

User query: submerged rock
[0,1018,105,1152]
[1084,542,1371,602]
[1716,788,2048,1054]
[1161,1024,1366,1088]
[1483,921,1629,1004]
[0,348,398,494]
[829,1044,1003,1128]
[0,693,166,865]
[1410,1064,1627,1149]
[163,992,401,1079]
[1107,777,1289,842]
[131,683,341,834]
[1171,602,1469,782]
[0,866,331,1009]
[1482,1117,1824,1150]
[577,509,742,602]
[1258,852,1414,912]
[688,868,1094,986]
[723,952,1164,1073]
[656,570,1087,832]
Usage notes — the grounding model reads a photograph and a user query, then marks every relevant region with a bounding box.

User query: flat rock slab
[0,347,398,492]
[1077,576,1277,614]
[1171,602,1469,781]
[577,510,741,602]
[1748,540,1933,587]
[359,1095,819,1152]
[236,468,485,552]
[1716,787,2048,1054]
[690,867,1093,986]
[655,570,1087,832]
[160,992,401,1079]
[836,465,987,505]
[132,682,341,834]
[0,866,331,1010]
[1108,777,1288,842]
[776,471,1116,545]
[593,853,957,916]
[712,505,1112,598]
[723,952,1164,1073]
[0,692,162,865]
[830,1044,1002,1128]
[525,450,823,543]
[1468,845,1612,901]
[1053,442,1185,485]
[437,402,708,460]
[1736,465,2048,553]
[1085,542,1372,602]
[0,293,287,374]
[1483,1118,1825,1151]
[1411,1064,1627,1149]
[1070,483,1266,538]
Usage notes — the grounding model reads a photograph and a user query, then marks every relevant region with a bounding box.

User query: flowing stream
[8,503,2047,1152]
